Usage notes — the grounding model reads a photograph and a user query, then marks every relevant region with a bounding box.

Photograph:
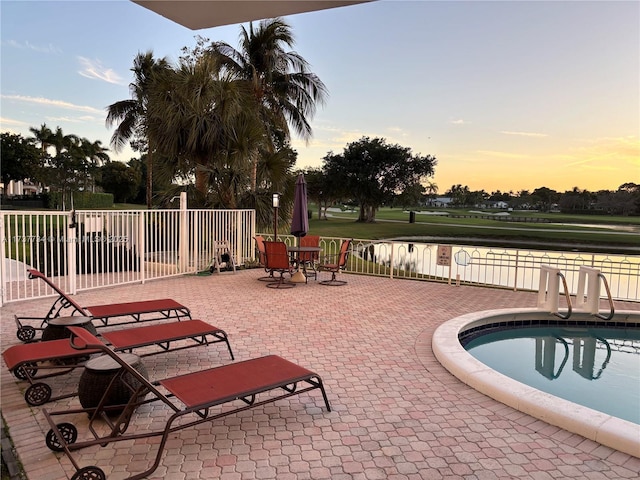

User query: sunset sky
[2,0,638,195]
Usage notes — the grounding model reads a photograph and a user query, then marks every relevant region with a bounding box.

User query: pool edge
[432,308,640,459]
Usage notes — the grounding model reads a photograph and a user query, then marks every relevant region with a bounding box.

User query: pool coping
[432,308,640,458]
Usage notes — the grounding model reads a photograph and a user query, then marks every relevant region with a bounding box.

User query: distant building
[427,197,453,208]
[1,179,41,196]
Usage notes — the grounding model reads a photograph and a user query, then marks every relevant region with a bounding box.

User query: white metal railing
[2,217,638,304]
[264,235,639,302]
[1,208,255,304]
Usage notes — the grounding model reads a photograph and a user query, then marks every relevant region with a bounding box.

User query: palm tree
[29,123,53,158]
[425,181,438,205]
[146,53,263,206]
[80,138,110,192]
[209,18,328,191]
[106,51,170,208]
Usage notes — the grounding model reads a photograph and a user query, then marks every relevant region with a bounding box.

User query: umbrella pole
[290,235,307,283]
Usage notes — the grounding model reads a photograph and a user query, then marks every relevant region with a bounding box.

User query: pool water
[464,326,640,424]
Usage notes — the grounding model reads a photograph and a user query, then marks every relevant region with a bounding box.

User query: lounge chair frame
[43,327,331,480]
[3,319,234,406]
[14,269,191,342]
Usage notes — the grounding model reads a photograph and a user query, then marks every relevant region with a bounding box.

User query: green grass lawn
[5,204,639,255]
[304,206,640,254]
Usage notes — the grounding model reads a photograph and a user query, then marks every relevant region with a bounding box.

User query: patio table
[287,246,322,283]
[41,316,96,342]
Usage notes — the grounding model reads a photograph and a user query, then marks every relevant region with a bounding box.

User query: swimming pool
[432,308,640,458]
[462,325,640,424]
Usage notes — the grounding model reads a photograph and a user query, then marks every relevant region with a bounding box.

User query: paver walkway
[1,271,639,479]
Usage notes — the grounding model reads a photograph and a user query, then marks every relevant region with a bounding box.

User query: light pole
[272,193,280,241]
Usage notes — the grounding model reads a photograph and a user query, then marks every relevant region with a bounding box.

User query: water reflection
[356,241,639,300]
[535,336,569,380]
[465,326,640,423]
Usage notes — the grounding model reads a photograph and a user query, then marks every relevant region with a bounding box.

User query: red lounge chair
[2,319,233,406]
[43,327,331,480]
[14,269,191,342]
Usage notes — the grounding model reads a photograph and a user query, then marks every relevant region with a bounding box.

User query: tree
[146,52,262,206]
[302,167,340,220]
[31,126,88,204]
[106,51,170,209]
[596,183,640,215]
[395,182,425,209]
[0,132,41,187]
[148,42,298,225]
[531,187,559,212]
[322,137,437,223]
[97,161,142,203]
[445,184,471,206]
[424,181,438,203]
[208,18,328,191]
[80,138,110,192]
[29,123,53,159]
[558,187,594,213]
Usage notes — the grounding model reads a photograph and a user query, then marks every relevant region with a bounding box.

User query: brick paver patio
[1,270,639,479]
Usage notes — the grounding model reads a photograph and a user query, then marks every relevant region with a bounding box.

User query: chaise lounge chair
[43,326,331,480]
[3,319,234,406]
[14,269,191,342]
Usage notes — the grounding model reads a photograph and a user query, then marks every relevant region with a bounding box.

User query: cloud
[563,136,640,168]
[476,150,528,160]
[500,130,548,138]
[3,39,62,54]
[387,126,408,137]
[0,117,29,127]
[450,119,466,125]
[77,57,124,85]
[46,115,99,124]
[1,94,103,114]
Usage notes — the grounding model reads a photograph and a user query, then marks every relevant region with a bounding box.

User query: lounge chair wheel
[25,382,52,406]
[14,362,37,380]
[71,466,106,480]
[46,422,77,452]
[16,326,36,342]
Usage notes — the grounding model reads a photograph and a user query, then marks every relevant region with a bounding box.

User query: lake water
[360,242,639,301]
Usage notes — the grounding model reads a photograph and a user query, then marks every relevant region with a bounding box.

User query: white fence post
[67,215,77,295]
[178,192,188,273]
[0,213,6,306]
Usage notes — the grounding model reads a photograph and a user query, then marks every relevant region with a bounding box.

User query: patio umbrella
[291,174,309,239]
[290,174,309,283]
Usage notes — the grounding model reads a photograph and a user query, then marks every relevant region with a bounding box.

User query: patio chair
[42,326,331,480]
[264,241,295,289]
[318,239,352,286]
[3,319,234,406]
[14,269,191,342]
[298,234,321,281]
[254,235,274,282]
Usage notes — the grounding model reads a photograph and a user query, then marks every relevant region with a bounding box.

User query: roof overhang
[133,1,371,30]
